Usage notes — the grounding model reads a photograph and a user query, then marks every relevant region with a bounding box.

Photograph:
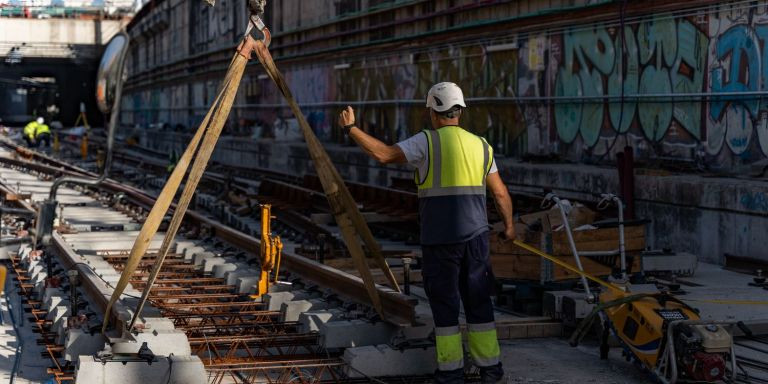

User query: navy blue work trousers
[422,231,496,328]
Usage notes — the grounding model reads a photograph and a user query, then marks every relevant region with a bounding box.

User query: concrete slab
[75,355,206,384]
[174,240,198,255]
[320,320,397,349]
[264,291,303,311]
[212,262,240,278]
[183,246,205,261]
[192,251,215,266]
[236,275,260,294]
[298,309,344,332]
[65,330,107,362]
[202,256,228,273]
[280,299,330,322]
[344,344,436,378]
[111,329,192,357]
[224,269,258,286]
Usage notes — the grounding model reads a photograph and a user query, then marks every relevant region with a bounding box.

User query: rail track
[0,137,436,383]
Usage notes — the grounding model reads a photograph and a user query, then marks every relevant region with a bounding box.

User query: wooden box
[490,224,645,283]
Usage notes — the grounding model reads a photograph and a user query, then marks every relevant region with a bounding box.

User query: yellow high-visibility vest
[23,122,38,140]
[415,126,493,197]
[414,126,493,245]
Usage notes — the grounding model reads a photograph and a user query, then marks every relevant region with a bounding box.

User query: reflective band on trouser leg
[435,326,464,371]
[468,322,500,367]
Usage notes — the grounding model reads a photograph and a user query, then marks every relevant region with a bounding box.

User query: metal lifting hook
[245,0,271,47]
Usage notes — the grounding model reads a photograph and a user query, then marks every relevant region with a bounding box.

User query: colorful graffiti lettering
[554,17,708,146]
[708,18,768,156]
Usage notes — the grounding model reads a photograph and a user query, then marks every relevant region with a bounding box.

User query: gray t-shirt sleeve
[396,132,428,166]
[396,133,429,182]
[489,158,498,174]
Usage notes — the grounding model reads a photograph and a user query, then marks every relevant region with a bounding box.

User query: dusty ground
[498,338,652,384]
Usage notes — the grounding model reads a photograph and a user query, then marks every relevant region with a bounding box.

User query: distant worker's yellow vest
[24,122,38,140]
[35,124,50,137]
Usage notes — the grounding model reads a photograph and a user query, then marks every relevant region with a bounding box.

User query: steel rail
[0,140,417,324]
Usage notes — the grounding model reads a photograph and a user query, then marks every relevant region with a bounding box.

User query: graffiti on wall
[552,16,709,147]
[550,7,768,163]
[122,2,768,167]
[708,9,768,157]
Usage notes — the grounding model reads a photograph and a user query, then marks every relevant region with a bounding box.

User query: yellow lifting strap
[104,24,401,331]
[102,52,247,333]
[513,240,624,294]
[251,39,401,319]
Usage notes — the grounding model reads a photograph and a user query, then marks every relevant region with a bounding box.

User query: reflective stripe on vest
[435,325,464,371]
[35,124,50,137]
[467,322,501,367]
[416,126,492,198]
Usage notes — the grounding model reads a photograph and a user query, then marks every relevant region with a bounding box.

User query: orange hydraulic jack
[254,204,282,298]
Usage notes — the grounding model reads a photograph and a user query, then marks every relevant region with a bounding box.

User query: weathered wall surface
[123,0,768,172]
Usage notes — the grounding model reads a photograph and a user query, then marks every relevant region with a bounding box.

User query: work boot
[433,368,464,384]
[479,363,505,384]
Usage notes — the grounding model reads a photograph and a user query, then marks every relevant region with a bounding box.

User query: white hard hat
[36,117,44,124]
[426,82,466,112]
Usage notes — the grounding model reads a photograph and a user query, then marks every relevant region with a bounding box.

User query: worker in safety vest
[167,150,178,174]
[339,82,515,384]
[23,117,42,147]
[35,119,51,148]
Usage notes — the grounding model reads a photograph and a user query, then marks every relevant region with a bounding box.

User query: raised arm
[339,106,407,164]
[487,171,516,240]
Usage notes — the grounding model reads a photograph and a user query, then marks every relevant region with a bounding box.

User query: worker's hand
[338,106,356,128]
[500,225,516,242]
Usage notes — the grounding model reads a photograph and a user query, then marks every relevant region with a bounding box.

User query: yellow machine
[600,288,700,368]
[515,240,738,384]
[255,204,282,297]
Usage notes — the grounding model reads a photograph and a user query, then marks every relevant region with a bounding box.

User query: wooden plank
[552,225,645,243]
[552,236,646,255]
[550,253,643,280]
[490,254,542,281]
[491,251,643,282]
